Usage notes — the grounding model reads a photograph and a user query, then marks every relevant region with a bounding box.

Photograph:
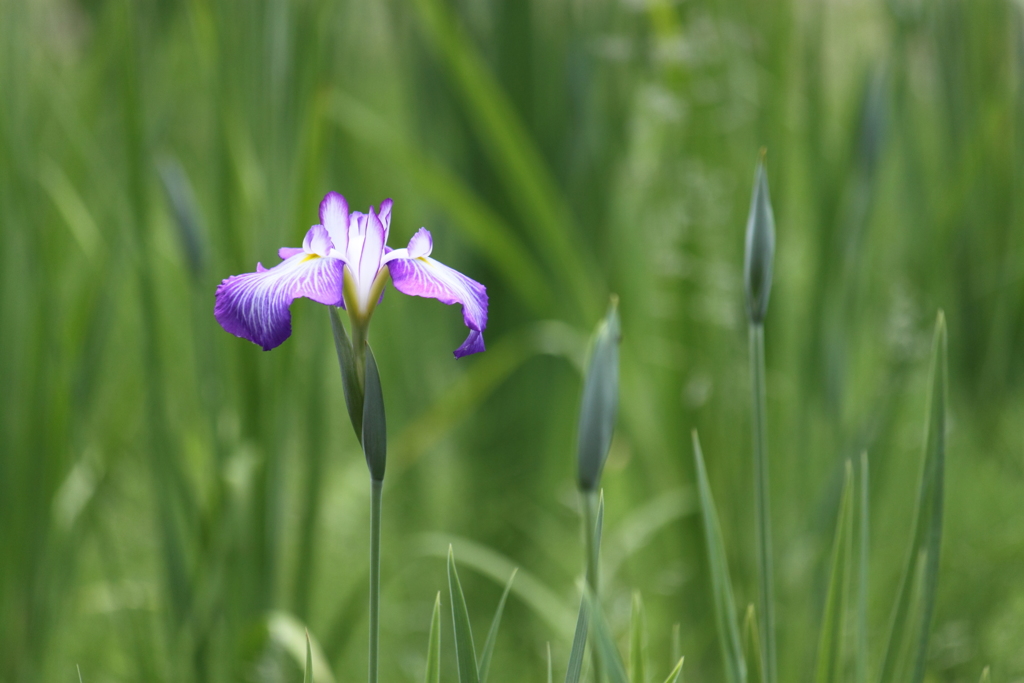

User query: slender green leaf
[671,624,681,667]
[449,546,480,683]
[663,658,684,683]
[418,533,574,637]
[566,492,605,683]
[979,666,991,683]
[585,589,629,683]
[857,452,870,683]
[479,568,518,683]
[362,343,387,482]
[547,643,554,683]
[692,431,747,683]
[564,595,590,683]
[629,591,648,683]
[304,630,314,683]
[815,461,855,683]
[329,307,363,442]
[878,311,947,683]
[425,592,441,683]
[743,606,764,683]
[77,664,83,683]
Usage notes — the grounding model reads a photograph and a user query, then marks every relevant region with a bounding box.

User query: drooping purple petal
[388,252,488,358]
[279,247,304,259]
[320,192,349,255]
[215,253,345,351]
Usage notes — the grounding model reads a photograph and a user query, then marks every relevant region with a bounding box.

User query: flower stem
[581,490,602,683]
[368,478,383,683]
[749,323,777,683]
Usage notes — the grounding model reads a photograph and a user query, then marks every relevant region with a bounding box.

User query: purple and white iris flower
[215,192,488,358]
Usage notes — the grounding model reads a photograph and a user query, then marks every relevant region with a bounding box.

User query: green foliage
[479,569,517,683]
[425,593,441,683]
[814,462,855,683]
[693,432,746,683]
[304,630,314,683]
[2,0,1022,681]
[629,592,648,683]
[879,313,948,683]
[448,547,480,683]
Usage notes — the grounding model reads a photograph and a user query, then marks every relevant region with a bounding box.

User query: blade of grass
[663,658,684,683]
[878,311,947,683]
[564,595,590,683]
[692,431,747,683]
[979,667,991,683]
[629,591,648,683]
[857,452,870,683]
[479,568,517,683]
[815,461,855,683]
[566,492,606,683]
[266,612,337,683]
[425,592,441,683]
[418,534,573,637]
[585,588,629,683]
[305,630,314,683]
[449,546,481,683]
[743,606,764,683]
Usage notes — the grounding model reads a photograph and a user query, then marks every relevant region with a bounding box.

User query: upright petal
[357,208,387,299]
[388,255,488,358]
[320,192,349,255]
[215,253,345,350]
[407,228,432,259]
[378,199,393,238]
[303,224,333,256]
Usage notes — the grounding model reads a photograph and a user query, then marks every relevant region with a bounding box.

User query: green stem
[581,490,602,683]
[749,324,777,683]
[369,478,383,683]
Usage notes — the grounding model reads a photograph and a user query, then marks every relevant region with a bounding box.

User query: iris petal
[388,255,488,358]
[320,192,349,255]
[215,253,345,350]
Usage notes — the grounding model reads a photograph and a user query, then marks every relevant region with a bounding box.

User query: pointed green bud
[744,153,776,325]
[577,297,621,492]
[362,342,387,482]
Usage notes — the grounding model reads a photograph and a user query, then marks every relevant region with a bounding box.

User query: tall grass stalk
[749,322,776,683]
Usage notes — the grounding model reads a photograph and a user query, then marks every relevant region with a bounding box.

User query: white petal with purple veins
[215,253,345,351]
[303,224,333,256]
[320,192,349,255]
[388,254,488,358]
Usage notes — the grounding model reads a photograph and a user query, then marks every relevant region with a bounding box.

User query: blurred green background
[3,0,1024,681]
